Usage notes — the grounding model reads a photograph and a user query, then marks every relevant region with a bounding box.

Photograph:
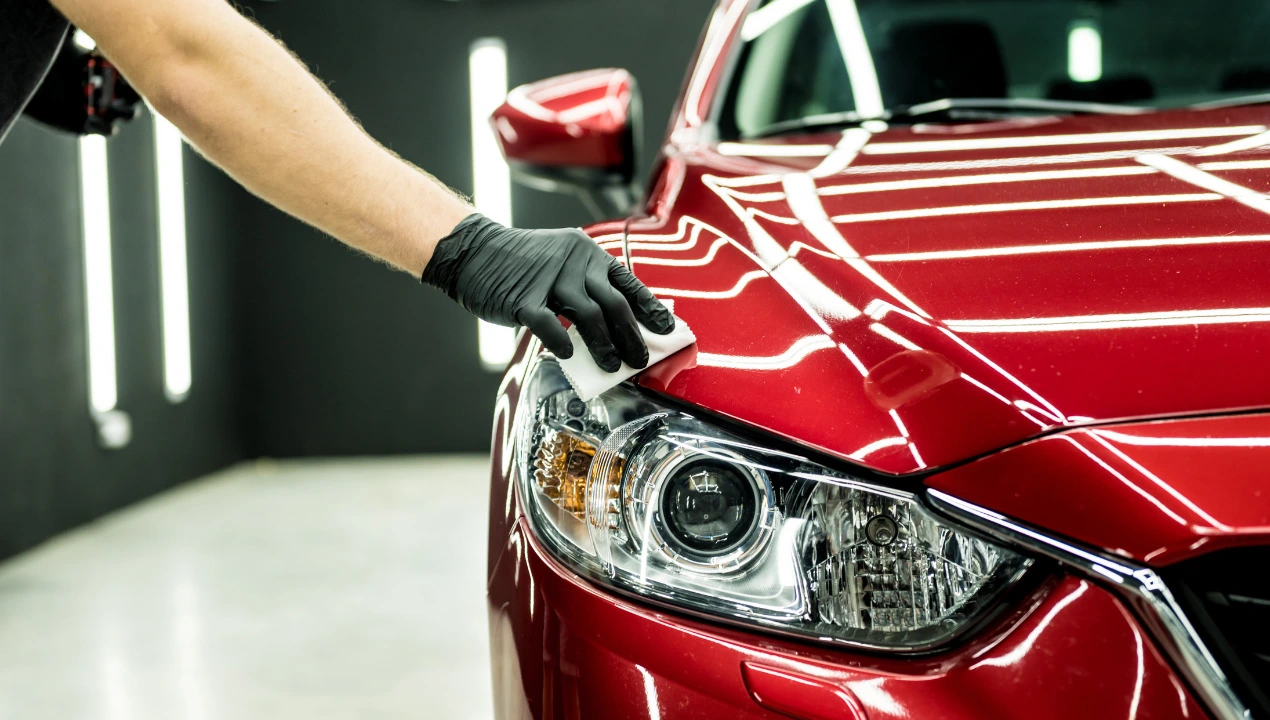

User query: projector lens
[660,460,759,554]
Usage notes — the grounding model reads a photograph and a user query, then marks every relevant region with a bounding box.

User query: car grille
[1163,546,1270,718]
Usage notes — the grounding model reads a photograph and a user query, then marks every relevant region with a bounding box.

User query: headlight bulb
[661,460,761,555]
[865,515,898,547]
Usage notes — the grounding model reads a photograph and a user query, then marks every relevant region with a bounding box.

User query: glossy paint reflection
[484,1,1270,717]
[493,68,635,170]
[928,412,1270,565]
[627,103,1270,475]
[487,520,1204,720]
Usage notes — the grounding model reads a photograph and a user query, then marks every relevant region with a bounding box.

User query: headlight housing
[514,359,1033,650]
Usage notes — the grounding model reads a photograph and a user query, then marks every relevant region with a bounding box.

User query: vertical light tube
[80,135,118,414]
[72,29,97,51]
[154,112,192,401]
[1068,21,1103,82]
[469,38,512,227]
[469,38,517,370]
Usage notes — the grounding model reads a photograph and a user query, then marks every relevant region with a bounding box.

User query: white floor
[0,456,495,720]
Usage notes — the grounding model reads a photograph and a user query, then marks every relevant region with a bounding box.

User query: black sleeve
[20,34,88,135]
[0,0,69,142]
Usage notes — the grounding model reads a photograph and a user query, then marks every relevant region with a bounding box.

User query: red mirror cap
[741,663,868,720]
[491,68,634,169]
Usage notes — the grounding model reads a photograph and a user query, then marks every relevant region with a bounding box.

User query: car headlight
[514,358,1033,650]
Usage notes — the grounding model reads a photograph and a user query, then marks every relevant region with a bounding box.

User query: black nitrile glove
[423,214,675,372]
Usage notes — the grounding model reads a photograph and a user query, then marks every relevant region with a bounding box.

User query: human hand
[422,214,675,372]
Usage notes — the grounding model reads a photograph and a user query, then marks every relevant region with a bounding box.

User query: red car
[485,1,1270,718]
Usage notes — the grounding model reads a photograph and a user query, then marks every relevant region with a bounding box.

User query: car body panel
[487,519,1204,720]
[630,106,1270,475]
[487,2,1270,718]
[927,412,1270,566]
[492,68,635,170]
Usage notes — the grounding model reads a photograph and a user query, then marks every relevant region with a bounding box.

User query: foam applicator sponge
[557,310,696,402]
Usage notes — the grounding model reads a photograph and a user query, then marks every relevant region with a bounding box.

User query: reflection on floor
[0,456,495,720]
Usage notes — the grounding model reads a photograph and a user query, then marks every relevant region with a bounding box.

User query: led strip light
[469,38,516,370]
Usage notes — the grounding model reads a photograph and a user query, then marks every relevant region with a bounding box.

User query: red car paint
[631,109,1270,476]
[487,0,1270,717]
[487,519,1203,720]
[492,68,635,171]
[928,413,1270,566]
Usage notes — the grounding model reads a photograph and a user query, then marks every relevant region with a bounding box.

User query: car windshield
[719,0,1270,139]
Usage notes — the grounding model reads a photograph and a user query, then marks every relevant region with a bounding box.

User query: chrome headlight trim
[511,355,1037,652]
[928,489,1251,720]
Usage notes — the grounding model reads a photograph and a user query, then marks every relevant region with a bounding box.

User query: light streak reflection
[1059,436,1190,526]
[831,193,1220,224]
[820,164,1156,196]
[1190,129,1270,156]
[947,307,1270,333]
[847,436,909,459]
[849,678,905,716]
[717,142,834,157]
[771,260,863,320]
[836,145,1203,174]
[1130,624,1145,720]
[863,126,1266,155]
[1198,159,1270,171]
[683,0,748,127]
[783,173,932,318]
[649,269,767,299]
[631,237,729,266]
[1091,430,1270,448]
[971,582,1089,669]
[623,87,1270,473]
[1137,153,1270,215]
[810,127,872,177]
[696,335,837,370]
[866,234,1270,263]
[869,323,921,351]
[1086,433,1233,531]
[961,373,1023,411]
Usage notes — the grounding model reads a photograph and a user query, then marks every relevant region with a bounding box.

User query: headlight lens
[515,359,1033,650]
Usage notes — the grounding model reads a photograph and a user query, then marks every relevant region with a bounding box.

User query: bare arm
[50,0,470,275]
[50,0,676,370]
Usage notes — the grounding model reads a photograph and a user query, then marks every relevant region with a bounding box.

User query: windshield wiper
[747,97,1149,139]
[1190,92,1270,110]
[905,97,1149,117]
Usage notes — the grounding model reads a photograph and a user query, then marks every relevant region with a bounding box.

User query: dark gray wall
[0,116,243,560]
[0,0,714,558]
[232,0,715,457]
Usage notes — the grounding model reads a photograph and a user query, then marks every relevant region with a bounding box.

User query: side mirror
[491,69,642,219]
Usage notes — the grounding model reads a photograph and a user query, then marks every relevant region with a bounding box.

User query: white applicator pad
[557,305,696,401]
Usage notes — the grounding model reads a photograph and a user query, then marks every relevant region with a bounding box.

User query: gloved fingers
[554,286,622,373]
[518,307,573,359]
[607,259,675,334]
[585,267,648,370]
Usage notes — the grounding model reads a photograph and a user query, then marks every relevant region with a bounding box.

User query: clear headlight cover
[515,359,1033,650]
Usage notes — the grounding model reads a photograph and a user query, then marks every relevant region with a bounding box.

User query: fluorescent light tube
[153,112,193,401]
[469,38,516,370]
[80,135,118,414]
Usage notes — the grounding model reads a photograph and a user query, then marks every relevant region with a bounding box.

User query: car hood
[627,106,1270,475]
